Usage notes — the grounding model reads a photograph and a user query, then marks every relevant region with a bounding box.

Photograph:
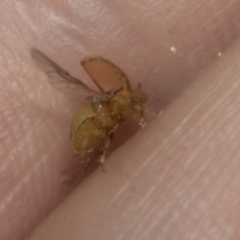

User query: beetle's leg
[139,118,146,128]
[99,136,112,171]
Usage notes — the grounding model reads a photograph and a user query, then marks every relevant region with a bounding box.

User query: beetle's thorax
[90,86,147,131]
[108,88,147,122]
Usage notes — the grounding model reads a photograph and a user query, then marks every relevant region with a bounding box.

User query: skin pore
[1,1,240,240]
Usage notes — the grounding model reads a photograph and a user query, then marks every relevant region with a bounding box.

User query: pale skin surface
[1,1,240,240]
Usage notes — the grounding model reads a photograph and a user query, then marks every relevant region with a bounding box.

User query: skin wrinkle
[188,24,231,59]
[98,46,240,239]
[132,191,166,238]
[1,149,56,237]
[96,62,240,238]
[180,166,240,235]
[193,12,236,59]
[109,154,207,238]
[164,196,212,239]
[0,137,45,206]
[105,182,129,209]
[0,88,68,238]
[2,133,23,177]
[131,160,205,238]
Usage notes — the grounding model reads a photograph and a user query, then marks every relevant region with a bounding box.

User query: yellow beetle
[31,49,148,181]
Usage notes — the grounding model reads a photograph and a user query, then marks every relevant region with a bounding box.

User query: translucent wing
[60,151,100,185]
[30,48,97,96]
[81,56,131,93]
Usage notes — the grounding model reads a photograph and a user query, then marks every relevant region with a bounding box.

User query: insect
[31,48,148,182]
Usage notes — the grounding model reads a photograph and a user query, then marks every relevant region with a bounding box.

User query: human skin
[1,1,240,240]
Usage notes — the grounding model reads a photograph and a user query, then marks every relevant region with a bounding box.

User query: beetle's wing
[60,151,100,185]
[81,56,131,93]
[30,48,97,96]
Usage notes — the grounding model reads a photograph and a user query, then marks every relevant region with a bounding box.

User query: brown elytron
[31,49,148,181]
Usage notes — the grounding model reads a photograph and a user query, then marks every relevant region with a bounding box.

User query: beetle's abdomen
[70,106,106,152]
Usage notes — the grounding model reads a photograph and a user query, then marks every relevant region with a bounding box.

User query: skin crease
[1,0,240,240]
